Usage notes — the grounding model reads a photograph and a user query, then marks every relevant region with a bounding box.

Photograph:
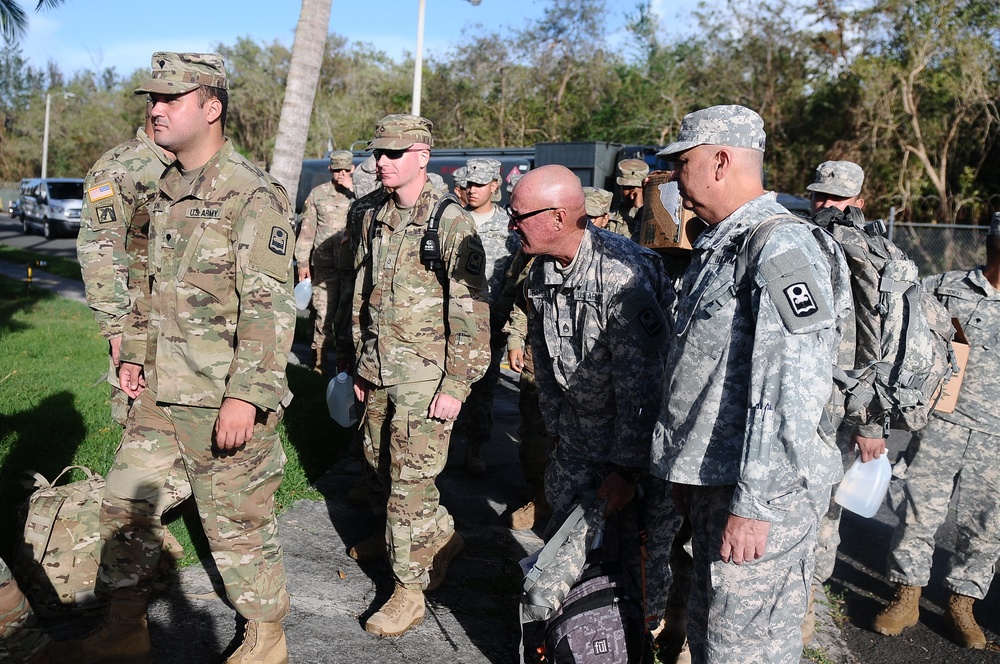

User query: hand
[333,170,354,191]
[508,347,524,373]
[118,361,145,398]
[428,392,462,421]
[597,471,636,516]
[214,398,258,452]
[672,483,693,517]
[720,514,770,565]
[297,266,311,282]
[353,374,371,403]
[851,433,887,463]
[109,334,122,367]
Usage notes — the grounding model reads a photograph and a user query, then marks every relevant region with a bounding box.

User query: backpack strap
[523,491,598,592]
[420,194,463,290]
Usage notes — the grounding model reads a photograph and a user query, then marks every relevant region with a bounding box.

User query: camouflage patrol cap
[506,171,523,194]
[807,160,865,198]
[465,158,502,185]
[657,104,766,159]
[616,159,649,187]
[368,114,434,150]
[583,187,613,218]
[328,150,354,171]
[453,166,469,188]
[134,52,227,95]
[428,172,449,196]
[990,212,1000,237]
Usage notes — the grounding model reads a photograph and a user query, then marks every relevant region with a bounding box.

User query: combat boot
[426,531,464,591]
[365,584,425,637]
[465,441,486,476]
[224,620,288,664]
[348,531,386,562]
[872,584,921,636]
[947,593,987,649]
[801,586,816,645]
[49,596,152,663]
[509,495,552,531]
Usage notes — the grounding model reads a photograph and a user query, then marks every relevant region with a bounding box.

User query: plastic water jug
[326,372,357,427]
[834,454,891,518]
[293,278,312,311]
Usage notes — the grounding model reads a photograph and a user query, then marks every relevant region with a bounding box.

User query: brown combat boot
[224,620,288,664]
[872,584,921,636]
[348,531,386,562]
[947,593,987,649]
[365,584,425,637]
[426,531,465,591]
[49,597,152,663]
[509,496,552,531]
[801,586,816,645]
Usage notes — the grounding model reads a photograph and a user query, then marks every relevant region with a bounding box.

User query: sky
[19,0,689,80]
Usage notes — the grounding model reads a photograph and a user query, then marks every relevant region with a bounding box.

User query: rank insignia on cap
[269,227,288,255]
[88,182,115,202]
[785,282,818,317]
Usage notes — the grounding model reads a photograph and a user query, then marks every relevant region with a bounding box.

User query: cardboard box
[638,172,704,253]
[934,318,970,414]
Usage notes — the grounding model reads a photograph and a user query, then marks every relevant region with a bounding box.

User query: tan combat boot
[225,620,288,664]
[426,531,465,591]
[947,593,987,649]
[465,441,486,476]
[872,584,921,636]
[348,531,387,562]
[801,586,816,645]
[49,597,152,663]
[365,584,425,637]
[510,495,552,531]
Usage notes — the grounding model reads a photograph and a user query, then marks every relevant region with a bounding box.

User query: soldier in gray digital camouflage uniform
[512,165,676,617]
[451,157,520,474]
[452,165,469,207]
[294,149,355,374]
[652,105,852,664]
[608,158,648,239]
[351,114,491,637]
[870,212,1000,649]
[58,52,296,664]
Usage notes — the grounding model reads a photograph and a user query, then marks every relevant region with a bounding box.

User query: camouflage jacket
[924,267,1000,434]
[653,194,851,523]
[498,249,533,352]
[526,224,671,469]
[469,204,520,305]
[293,180,353,268]
[607,203,641,239]
[77,127,172,338]
[120,139,295,411]
[352,180,491,401]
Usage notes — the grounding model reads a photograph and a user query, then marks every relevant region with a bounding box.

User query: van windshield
[47,182,83,200]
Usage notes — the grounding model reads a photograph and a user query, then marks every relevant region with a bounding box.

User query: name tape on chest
[186,207,222,219]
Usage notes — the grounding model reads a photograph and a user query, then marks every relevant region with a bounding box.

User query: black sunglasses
[372,148,420,160]
[505,205,560,225]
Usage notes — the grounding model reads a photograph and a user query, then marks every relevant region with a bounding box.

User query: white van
[20,178,85,239]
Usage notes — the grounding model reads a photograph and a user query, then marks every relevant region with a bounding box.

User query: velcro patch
[761,248,833,333]
[96,205,117,223]
[618,288,668,353]
[453,235,487,291]
[248,210,293,283]
[187,207,222,219]
[87,182,114,202]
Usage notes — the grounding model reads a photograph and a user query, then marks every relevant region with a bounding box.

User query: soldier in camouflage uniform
[352,154,379,200]
[511,165,675,613]
[451,157,520,474]
[0,559,53,664]
[452,165,469,207]
[351,114,491,637]
[294,150,355,374]
[652,105,852,664]
[77,101,174,426]
[583,186,613,229]
[607,158,648,239]
[61,53,296,664]
[870,213,1000,649]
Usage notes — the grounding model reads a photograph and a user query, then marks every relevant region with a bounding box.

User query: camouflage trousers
[362,379,455,589]
[813,425,855,584]
[453,333,505,447]
[686,484,829,664]
[886,417,1000,599]
[99,388,290,622]
[310,258,342,354]
[0,558,51,664]
[516,343,554,496]
[640,475,684,623]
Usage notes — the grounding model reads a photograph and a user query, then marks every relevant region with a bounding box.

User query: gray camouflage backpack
[736,207,956,435]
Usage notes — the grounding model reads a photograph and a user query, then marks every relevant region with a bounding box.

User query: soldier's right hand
[297,266,311,282]
[118,361,145,399]
[508,348,524,373]
[109,334,123,367]
[353,375,371,403]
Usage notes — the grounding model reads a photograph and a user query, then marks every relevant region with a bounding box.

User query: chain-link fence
[888,222,988,279]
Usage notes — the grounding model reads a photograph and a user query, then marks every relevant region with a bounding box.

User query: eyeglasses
[505,205,560,225]
[373,148,421,160]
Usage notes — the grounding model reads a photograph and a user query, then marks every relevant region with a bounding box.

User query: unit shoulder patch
[248,210,293,283]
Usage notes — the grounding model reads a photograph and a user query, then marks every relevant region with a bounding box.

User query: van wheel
[43,219,54,240]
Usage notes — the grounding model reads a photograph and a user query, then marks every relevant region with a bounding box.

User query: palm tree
[1,0,65,41]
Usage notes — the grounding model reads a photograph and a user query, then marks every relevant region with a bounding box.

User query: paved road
[0,213,79,259]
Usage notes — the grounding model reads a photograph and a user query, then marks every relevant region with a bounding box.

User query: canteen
[293,278,312,311]
[326,372,358,427]
[834,453,891,518]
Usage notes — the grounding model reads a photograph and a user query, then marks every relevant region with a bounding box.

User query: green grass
[0,245,83,281]
[0,274,351,569]
[802,646,838,664]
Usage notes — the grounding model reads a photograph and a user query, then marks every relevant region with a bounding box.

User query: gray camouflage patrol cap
[428,172,449,196]
[990,212,1000,237]
[465,158,502,185]
[807,160,865,198]
[328,150,354,171]
[583,187,613,217]
[657,104,766,159]
[368,114,434,150]
[616,159,649,187]
[453,166,469,188]
[134,52,228,95]
[506,171,523,194]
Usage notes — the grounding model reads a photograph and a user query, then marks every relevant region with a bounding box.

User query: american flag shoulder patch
[88,182,115,202]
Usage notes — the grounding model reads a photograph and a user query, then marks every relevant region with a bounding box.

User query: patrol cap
[583,187,613,217]
[465,158,502,185]
[616,159,649,187]
[134,52,228,95]
[807,160,865,198]
[506,171,523,194]
[657,104,766,159]
[368,114,434,150]
[453,166,469,188]
[428,172,449,196]
[990,212,1000,237]
[328,150,354,171]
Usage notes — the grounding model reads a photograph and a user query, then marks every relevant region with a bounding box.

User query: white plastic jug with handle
[326,372,358,427]
[293,278,312,311]
[834,454,891,518]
